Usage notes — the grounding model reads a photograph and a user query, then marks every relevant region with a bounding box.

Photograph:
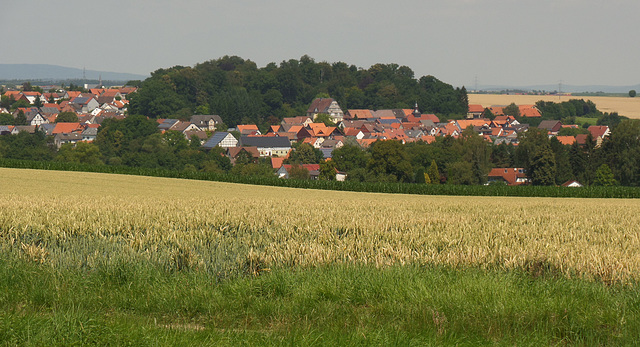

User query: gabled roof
[307,98,335,114]
[488,167,527,186]
[519,105,541,117]
[538,120,563,131]
[203,132,236,149]
[239,135,291,148]
[190,114,223,126]
[282,164,321,172]
[555,136,576,146]
[52,122,82,134]
[468,104,485,113]
[588,125,610,139]
[346,109,373,119]
[371,109,405,118]
[158,119,179,130]
[281,116,311,125]
[271,157,286,169]
[237,124,259,134]
[228,146,261,158]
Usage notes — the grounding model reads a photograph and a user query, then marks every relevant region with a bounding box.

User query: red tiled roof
[52,122,82,134]
[488,167,527,186]
[468,104,484,113]
[555,136,576,146]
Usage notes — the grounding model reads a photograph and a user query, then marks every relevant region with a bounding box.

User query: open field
[2,167,640,343]
[469,94,640,119]
[2,167,640,283]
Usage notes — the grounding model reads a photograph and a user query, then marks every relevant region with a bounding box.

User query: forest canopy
[127,55,468,127]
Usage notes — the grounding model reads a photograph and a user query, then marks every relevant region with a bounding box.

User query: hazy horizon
[2,1,638,88]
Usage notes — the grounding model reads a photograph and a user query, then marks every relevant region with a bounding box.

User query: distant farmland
[469,94,640,119]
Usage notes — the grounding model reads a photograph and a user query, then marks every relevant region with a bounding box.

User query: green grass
[1,257,638,345]
[575,117,599,126]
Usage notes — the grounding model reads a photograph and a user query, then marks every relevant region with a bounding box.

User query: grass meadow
[1,167,639,345]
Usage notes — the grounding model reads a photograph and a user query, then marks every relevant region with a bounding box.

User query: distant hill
[0,64,149,82]
[477,83,640,94]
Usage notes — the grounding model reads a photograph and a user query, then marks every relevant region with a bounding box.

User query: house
[307,98,344,123]
[239,136,291,157]
[52,122,83,135]
[555,136,576,146]
[345,109,373,120]
[519,105,542,118]
[276,164,321,179]
[237,124,261,136]
[158,119,180,131]
[184,130,209,144]
[587,126,610,140]
[562,180,583,188]
[281,116,313,127]
[227,147,261,164]
[54,133,83,148]
[538,120,563,135]
[487,168,529,186]
[81,127,98,142]
[69,96,99,113]
[0,125,13,135]
[11,125,36,134]
[467,104,485,119]
[27,111,49,126]
[22,91,45,105]
[202,132,239,149]
[190,115,223,131]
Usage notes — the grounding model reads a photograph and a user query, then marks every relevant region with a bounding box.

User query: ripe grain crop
[1,167,639,284]
[469,94,640,119]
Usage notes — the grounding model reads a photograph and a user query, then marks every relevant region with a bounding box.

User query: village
[0,87,612,186]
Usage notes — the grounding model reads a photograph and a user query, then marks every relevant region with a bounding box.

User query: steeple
[412,102,420,117]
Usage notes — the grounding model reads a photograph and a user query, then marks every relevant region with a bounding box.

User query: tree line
[127,55,468,129]
[1,116,639,186]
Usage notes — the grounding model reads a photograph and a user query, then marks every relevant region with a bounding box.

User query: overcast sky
[1,0,638,87]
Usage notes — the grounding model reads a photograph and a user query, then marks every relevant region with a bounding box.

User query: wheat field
[469,94,640,119]
[2,167,639,283]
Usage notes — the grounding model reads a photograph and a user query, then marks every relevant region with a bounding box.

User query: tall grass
[1,259,638,345]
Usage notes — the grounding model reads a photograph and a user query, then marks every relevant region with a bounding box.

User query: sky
[1,0,638,88]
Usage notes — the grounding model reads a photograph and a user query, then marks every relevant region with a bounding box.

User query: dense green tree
[569,141,587,184]
[594,163,617,186]
[56,142,104,165]
[447,161,475,185]
[529,144,557,186]
[427,159,441,184]
[55,111,79,123]
[414,167,426,184]
[319,160,337,181]
[549,137,573,185]
[367,140,413,182]
[597,112,626,129]
[14,110,27,125]
[630,90,636,98]
[0,130,54,161]
[331,144,368,172]
[503,103,520,118]
[0,113,13,125]
[491,143,515,168]
[287,143,324,164]
[288,164,310,180]
[458,128,492,185]
[515,127,549,173]
[600,119,640,186]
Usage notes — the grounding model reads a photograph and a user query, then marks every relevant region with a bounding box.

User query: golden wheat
[1,168,639,283]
